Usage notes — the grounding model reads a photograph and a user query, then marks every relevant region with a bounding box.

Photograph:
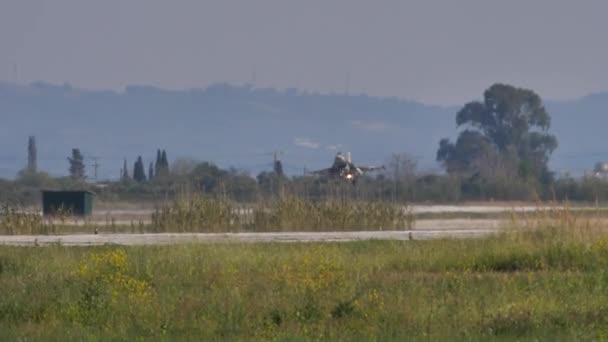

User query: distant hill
[0,82,605,179]
[0,82,456,179]
[547,94,608,175]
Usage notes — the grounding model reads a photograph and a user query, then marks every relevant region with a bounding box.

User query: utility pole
[91,157,100,180]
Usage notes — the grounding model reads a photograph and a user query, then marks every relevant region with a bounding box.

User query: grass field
[2,215,608,340]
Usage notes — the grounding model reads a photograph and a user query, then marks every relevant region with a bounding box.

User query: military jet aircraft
[309,152,385,183]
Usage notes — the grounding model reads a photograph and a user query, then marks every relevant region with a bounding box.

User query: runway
[0,228,499,246]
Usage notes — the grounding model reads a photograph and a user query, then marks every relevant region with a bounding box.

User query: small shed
[42,190,94,216]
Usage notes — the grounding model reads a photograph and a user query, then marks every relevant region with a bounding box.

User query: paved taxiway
[0,228,499,246]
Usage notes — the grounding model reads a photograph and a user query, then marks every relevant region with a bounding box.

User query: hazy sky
[2,0,608,105]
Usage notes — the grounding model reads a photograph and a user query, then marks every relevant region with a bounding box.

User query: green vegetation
[133,156,146,183]
[0,195,414,235]
[151,194,241,233]
[438,84,557,198]
[68,148,86,180]
[10,166,608,208]
[2,216,608,339]
[250,196,412,231]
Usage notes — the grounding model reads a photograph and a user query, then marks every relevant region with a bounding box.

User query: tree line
[120,149,170,183]
[9,83,608,204]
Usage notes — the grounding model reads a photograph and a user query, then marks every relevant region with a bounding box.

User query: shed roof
[41,190,95,195]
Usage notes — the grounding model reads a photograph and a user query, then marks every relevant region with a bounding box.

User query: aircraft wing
[309,168,333,176]
[357,165,385,173]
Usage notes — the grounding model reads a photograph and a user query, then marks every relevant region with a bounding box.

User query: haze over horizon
[2,0,608,106]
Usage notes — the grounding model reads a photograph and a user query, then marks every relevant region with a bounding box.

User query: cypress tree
[133,156,146,183]
[158,149,169,177]
[148,162,154,181]
[122,158,130,181]
[161,150,168,171]
[155,149,161,176]
[27,136,37,173]
[132,160,138,182]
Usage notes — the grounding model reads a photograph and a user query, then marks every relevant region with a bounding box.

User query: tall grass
[0,205,84,235]
[150,194,414,232]
[251,196,413,231]
[0,205,55,235]
[0,195,413,234]
[2,212,608,339]
[150,194,240,232]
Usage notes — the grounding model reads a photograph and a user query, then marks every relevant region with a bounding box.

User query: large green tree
[437,84,557,182]
[191,162,228,193]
